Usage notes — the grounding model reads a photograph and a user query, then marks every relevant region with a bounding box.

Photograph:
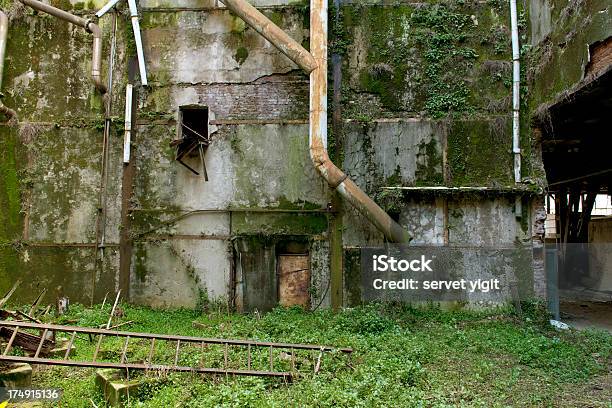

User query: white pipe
[123,84,133,164]
[95,0,121,18]
[0,11,16,122]
[127,0,148,86]
[510,0,521,183]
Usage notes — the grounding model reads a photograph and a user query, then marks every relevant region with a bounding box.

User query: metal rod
[3,326,19,355]
[93,335,104,362]
[120,336,130,364]
[34,328,48,358]
[147,338,155,364]
[291,347,295,371]
[247,344,251,369]
[0,320,352,352]
[224,342,228,368]
[174,340,180,367]
[64,331,77,359]
[106,290,121,329]
[0,355,294,378]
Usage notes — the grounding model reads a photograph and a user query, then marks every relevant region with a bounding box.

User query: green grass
[7,303,612,407]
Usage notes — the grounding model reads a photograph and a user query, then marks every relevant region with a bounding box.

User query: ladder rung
[224,342,228,369]
[93,334,104,362]
[120,336,130,364]
[64,331,77,359]
[34,328,48,358]
[199,341,205,368]
[147,338,155,365]
[291,347,295,371]
[247,344,251,369]
[3,326,19,356]
[174,340,180,367]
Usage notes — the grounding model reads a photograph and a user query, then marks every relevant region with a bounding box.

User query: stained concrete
[0,1,551,310]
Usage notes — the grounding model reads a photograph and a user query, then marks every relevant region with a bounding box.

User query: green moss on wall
[447,119,514,186]
[231,212,328,236]
[0,126,24,241]
[415,137,444,185]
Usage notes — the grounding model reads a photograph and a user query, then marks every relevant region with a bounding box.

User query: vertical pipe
[127,0,148,86]
[510,0,521,183]
[123,84,133,164]
[18,0,107,93]
[0,11,16,121]
[309,0,409,243]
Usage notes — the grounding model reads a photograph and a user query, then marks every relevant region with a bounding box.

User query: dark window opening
[170,106,210,179]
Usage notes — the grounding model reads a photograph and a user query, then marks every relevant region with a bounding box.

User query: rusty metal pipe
[0,11,16,122]
[309,0,409,243]
[220,0,317,74]
[19,0,106,93]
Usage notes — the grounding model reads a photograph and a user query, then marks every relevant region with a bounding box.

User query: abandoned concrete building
[0,0,610,314]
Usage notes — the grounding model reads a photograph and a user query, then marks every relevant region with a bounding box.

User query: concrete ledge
[0,363,33,388]
[95,369,142,407]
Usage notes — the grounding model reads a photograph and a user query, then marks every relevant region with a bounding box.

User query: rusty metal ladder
[0,320,352,379]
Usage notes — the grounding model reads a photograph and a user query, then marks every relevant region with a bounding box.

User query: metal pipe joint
[19,0,107,94]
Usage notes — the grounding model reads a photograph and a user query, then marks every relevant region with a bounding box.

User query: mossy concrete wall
[528,0,611,110]
[0,0,548,309]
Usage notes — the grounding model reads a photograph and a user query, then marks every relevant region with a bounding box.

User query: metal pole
[127,0,148,86]
[0,11,16,121]
[510,0,521,183]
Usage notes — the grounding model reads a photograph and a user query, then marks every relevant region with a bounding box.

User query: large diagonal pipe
[220,0,317,74]
[0,11,16,122]
[221,0,408,242]
[19,0,107,94]
[309,0,409,243]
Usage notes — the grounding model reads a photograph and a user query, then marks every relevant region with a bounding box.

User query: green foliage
[22,303,612,407]
[411,5,478,118]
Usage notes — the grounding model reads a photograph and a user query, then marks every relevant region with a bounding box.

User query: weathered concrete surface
[0,1,549,309]
[130,239,230,308]
[0,363,32,388]
[95,368,142,407]
[528,0,612,109]
[142,10,307,84]
[343,119,444,190]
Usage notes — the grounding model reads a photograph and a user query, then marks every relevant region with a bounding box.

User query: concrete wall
[0,0,547,310]
[588,217,612,294]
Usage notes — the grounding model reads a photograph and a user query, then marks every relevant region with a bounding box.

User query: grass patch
[6,303,610,407]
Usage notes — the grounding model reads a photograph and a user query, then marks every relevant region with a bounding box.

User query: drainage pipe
[0,11,16,121]
[510,0,521,183]
[127,0,148,86]
[123,84,133,164]
[19,0,107,94]
[309,0,409,243]
[220,0,317,74]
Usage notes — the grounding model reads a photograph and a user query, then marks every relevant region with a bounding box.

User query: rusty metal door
[278,254,310,308]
